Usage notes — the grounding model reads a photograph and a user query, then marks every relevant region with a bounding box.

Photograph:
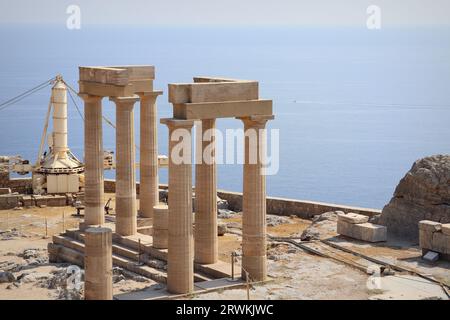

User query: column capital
[160,118,196,129]
[237,114,275,127]
[109,95,139,107]
[136,90,164,98]
[78,94,103,103]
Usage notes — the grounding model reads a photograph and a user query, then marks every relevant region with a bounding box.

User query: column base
[242,255,267,282]
[79,221,104,231]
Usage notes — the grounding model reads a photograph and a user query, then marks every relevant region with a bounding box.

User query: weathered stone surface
[217,223,227,236]
[337,212,369,224]
[0,271,15,283]
[0,194,19,209]
[441,224,450,236]
[21,195,34,207]
[0,188,11,195]
[218,208,235,219]
[217,196,229,210]
[432,232,450,255]
[379,155,450,241]
[300,211,338,241]
[46,195,67,207]
[419,220,442,232]
[337,220,387,242]
[419,229,434,250]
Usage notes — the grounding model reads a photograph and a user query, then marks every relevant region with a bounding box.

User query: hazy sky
[0,0,449,27]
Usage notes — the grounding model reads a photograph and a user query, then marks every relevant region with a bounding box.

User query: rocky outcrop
[379,155,450,241]
[300,211,338,240]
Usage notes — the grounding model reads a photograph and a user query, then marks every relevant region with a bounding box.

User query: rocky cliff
[379,154,450,241]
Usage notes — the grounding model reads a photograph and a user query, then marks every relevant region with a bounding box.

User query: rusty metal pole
[45,217,48,238]
[231,252,235,280]
[137,238,143,265]
[245,270,250,300]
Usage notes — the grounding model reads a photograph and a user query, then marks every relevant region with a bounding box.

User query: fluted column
[138,91,162,219]
[195,119,218,264]
[84,227,113,300]
[239,115,274,281]
[161,118,195,294]
[111,96,139,236]
[81,94,104,226]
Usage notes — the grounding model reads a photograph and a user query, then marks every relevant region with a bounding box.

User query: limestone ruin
[47,68,275,298]
[1,66,448,301]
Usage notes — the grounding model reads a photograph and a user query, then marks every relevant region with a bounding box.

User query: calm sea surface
[0,25,449,209]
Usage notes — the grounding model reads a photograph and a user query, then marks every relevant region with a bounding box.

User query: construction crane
[0,75,168,195]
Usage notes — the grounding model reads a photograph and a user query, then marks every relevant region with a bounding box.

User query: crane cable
[63,79,140,151]
[0,77,56,112]
[63,80,117,129]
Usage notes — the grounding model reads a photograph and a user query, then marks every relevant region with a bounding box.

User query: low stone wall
[0,171,10,188]
[5,177,32,194]
[4,178,381,219]
[217,190,380,219]
[419,220,450,261]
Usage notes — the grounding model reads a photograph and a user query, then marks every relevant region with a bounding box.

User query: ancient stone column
[239,115,274,281]
[84,227,113,300]
[111,96,139,236]
[161,118,195,294]
[81,94,104,226]
[138,92,162,219]
[195,119,218,264]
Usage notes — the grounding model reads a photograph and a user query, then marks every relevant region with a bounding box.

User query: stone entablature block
[79,65,155,97]
[337,212,387,242]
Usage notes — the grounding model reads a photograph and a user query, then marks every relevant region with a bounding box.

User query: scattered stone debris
[145,258,167,271]
[267,243,295,261]
[218,223,227,236]
[0,271,16,283]
[300,211,338,240]
[0,228,29,240]
[43,268,84,300]
[218,208,236,219]
[217,197,229,210]
[113,267,151,283]
[225,222,241,230]
[19,248,43,259]
[266,215,292,227]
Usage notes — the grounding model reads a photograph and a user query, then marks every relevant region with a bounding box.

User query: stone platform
[48,225,240,288]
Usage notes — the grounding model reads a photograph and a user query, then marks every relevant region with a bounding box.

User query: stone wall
[216,190,380,219]
[0,171,10,188]
[3,178,381,218]
[7,178,33,194]
[419,220,450,261]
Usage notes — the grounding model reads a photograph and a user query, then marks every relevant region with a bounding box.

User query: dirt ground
[0,196,449,300]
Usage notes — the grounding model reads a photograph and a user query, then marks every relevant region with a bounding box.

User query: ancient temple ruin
[49,66,274,299]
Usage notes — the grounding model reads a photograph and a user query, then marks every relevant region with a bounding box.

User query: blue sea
[0,25,449,209]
